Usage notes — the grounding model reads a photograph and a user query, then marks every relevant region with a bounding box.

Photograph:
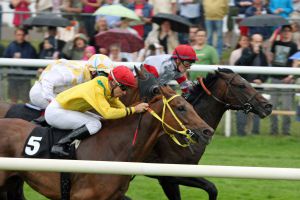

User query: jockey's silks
[37,59,92,101]
[56,76,135,119]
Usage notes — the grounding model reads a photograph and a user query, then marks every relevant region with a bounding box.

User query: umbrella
[95,29,144,53]
[239,14,289,27]
[93,4,140,21]
[22,14,71,27]
[152,13,192,33]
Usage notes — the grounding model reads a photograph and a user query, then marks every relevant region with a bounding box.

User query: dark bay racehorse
[0,78,213,199]
[132,68,272,200]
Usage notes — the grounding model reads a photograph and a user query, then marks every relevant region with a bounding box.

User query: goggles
[175,50,194,68]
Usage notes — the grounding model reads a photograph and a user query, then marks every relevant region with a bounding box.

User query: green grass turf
[24,132,300,200]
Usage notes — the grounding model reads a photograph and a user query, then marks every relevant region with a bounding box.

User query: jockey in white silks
[29,54,114,109]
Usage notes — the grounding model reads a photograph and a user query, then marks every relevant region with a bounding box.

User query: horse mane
[148,86,176,104]
[189,68,234,100]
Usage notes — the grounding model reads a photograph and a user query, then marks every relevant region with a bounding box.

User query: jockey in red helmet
[143,44,197,94]
[45,65,149,157]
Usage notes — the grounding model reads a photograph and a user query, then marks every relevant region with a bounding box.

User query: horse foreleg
[157,176,218,200]
[6,176,26,200]
[172,177,218,200]
[156,176,181,200]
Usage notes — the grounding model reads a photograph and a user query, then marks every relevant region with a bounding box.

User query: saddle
[5,103,43,122]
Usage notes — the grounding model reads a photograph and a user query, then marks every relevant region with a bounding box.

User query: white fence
[0,157,299,180]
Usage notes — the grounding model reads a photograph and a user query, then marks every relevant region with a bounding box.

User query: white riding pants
[29,82,50,109]
[45,100,102,135]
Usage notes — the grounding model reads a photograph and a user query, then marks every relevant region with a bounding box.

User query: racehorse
[131,68,272,200]
[0,69,213,200]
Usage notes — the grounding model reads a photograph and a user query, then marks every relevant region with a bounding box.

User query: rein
[196,75,259,114]
[147,94,196,147]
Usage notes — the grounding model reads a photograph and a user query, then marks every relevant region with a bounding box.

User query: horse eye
[177,106,186,112]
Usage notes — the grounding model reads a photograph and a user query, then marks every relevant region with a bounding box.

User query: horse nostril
[265,104,273,111]
[203,128,214,137]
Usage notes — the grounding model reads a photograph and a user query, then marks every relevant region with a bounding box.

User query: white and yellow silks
[147,94,196,147]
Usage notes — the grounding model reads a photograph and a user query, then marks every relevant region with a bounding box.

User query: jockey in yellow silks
[29,54,113,109]
[45,65,149,157]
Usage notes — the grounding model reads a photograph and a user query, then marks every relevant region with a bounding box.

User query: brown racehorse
[0,78,213,199]
[0,68,272,200]
[137,68,272,200]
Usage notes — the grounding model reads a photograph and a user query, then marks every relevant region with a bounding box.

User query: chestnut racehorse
[0,71,213,199]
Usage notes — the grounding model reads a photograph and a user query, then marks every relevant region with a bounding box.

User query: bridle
[148,94,196,147]
[193,73,259,114]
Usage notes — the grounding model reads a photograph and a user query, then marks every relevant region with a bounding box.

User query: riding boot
[51,125,90,157]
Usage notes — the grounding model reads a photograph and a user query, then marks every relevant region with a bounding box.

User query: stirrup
[51,145,70,157]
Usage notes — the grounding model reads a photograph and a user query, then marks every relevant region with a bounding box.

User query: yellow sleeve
[87,87,135,119]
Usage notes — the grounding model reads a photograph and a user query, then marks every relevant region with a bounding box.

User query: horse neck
[77,97,164,163]
[127,98,167,162]
[195,84,227,129]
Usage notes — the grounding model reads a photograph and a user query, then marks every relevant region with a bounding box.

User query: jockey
[45,65,149,157]
[29,54,114,109]
[143,44,197,94]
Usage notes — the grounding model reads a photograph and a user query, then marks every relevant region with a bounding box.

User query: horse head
[189,68,272,118]
[148,86,214,146]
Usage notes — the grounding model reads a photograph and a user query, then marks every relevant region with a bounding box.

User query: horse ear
[140,64,147,73]
[134,65,146,79]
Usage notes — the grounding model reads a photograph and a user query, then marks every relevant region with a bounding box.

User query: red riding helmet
[172,44,198,61]
[108,65,137,88]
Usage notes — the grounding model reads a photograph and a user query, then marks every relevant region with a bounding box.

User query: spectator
[229,35,250,65]
[108,44,128,62]
[39,27,66,59]
[95,17,109,34]
[235,34,269,136]
[235,0,253,36]
[269,0,293,19]
[177,0,204,44]
[145,20,179,54]
[148,0,177,15]
[269,25,298,135]
[81,0,102,40]
[61,0,84,32]
[35,0,53,13]
[82,46,96,60]
[136,43,164,62]
[96,0,121,28]
[224,0,239,49]
[3,28,38,103]
[245,0,272,40]
[127,0,153,39]
[203,0,229,58]
[189,28,219,81]
[118,17,139,35]
[62,33,88,60]
[188,25,199,46]
[11,0,31,27]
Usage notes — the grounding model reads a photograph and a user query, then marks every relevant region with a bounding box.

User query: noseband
[148,94,196,147]
[195,74,259,114]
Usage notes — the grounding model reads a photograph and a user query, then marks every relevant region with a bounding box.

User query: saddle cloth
[5,103,43,121]
[22,126,75,159]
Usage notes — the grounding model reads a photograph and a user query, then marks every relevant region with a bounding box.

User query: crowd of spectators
[1,0,300,136]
